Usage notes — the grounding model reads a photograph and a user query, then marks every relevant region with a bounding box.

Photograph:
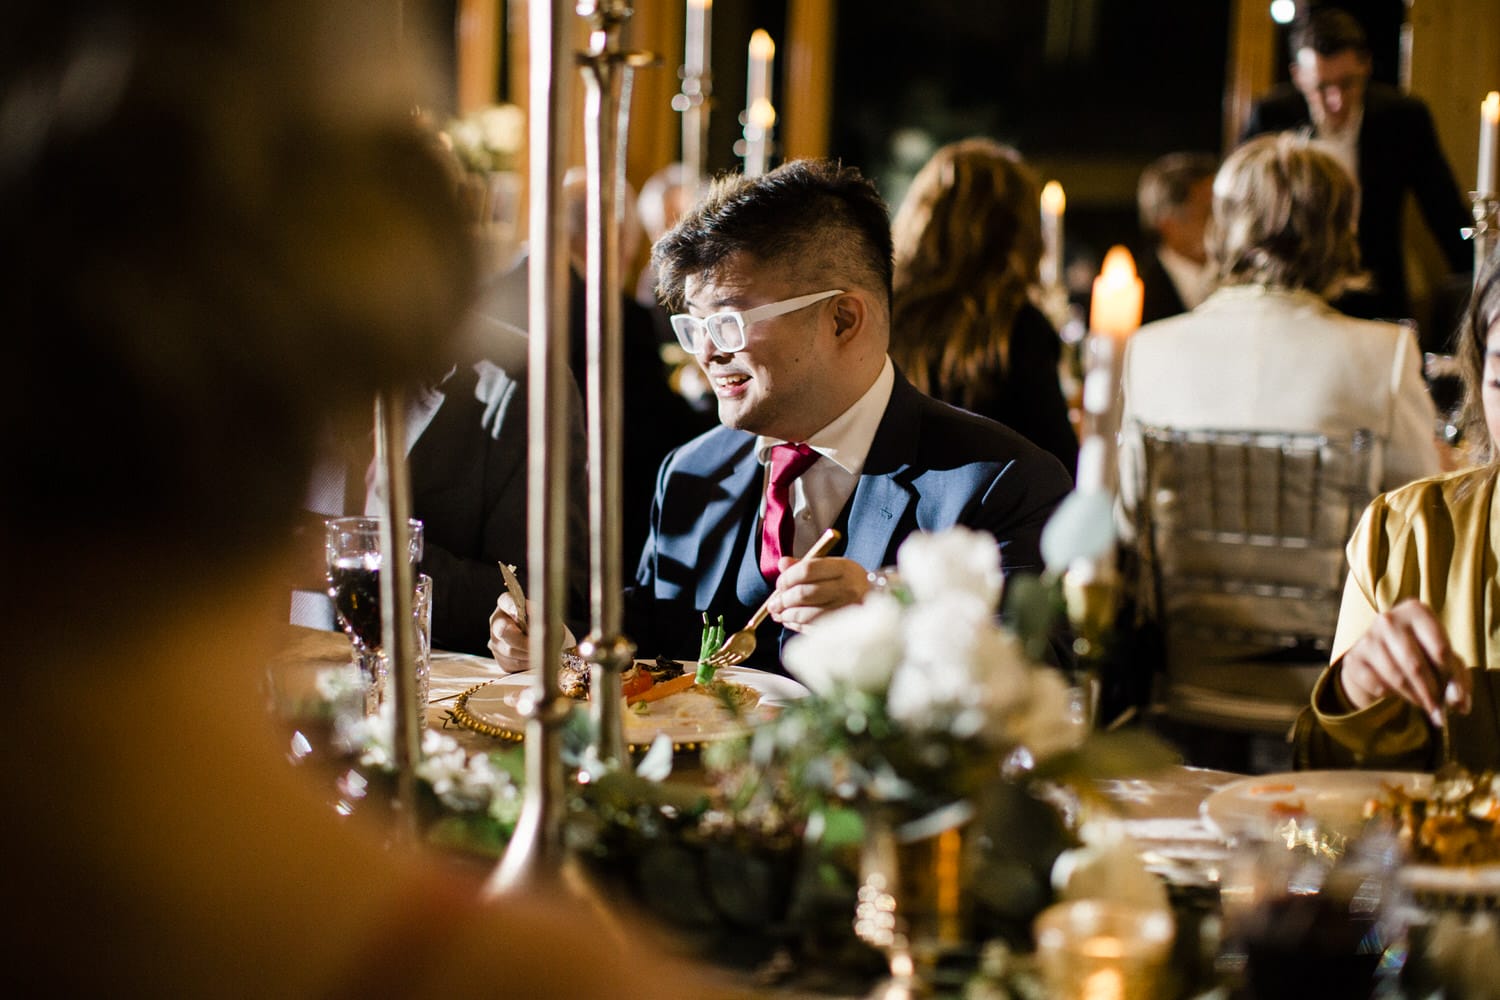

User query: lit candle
[1080,967,1126,1000]
[743,30,776,178]
[746,29,774,122]
[1089,246,1144,340]
[685,0,712,78]
[1480,91,1499,195]
[1040,180,1066,289]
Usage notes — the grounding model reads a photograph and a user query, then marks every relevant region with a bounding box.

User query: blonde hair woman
[891,138,1078,473]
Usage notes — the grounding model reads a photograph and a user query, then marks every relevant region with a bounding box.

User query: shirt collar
[1156,245,1215,311]
[755,356,895,475]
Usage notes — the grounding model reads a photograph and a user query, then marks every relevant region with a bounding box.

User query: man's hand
[488,592,578,673]
[766,555,871,632]
[488,592,531,673]
[1338,597,1472,725]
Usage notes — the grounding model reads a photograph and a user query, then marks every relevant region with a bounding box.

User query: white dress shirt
[1157,245,1215,312]
[754,357,895,558]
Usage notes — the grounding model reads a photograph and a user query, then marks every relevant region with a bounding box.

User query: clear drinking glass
[324,516,424,716]
[1034,899,1176,1000]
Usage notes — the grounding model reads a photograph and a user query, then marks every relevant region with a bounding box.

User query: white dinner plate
[1202,770,1500,901]
[1200,769,1430,841]
[451,662,807,751]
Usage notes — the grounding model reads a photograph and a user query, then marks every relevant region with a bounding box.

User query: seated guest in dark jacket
[1135,151,1218,325]
[293,314,589,656]
[889,138,1079,474]
[488,159,1073,671]
[1240,7,1470,323]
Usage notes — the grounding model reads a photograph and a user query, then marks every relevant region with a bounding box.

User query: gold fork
[703,527,842,669]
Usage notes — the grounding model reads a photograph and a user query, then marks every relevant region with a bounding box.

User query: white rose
[783,593,905,697]
[1005,667,1086,761]
[896,527,1003,610]
[478,104,524,153]
[446,118,483,155]
[888,599,996,731]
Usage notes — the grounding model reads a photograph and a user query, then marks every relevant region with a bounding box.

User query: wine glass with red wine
[325,516,424,715]
[1219,826,1405,1000]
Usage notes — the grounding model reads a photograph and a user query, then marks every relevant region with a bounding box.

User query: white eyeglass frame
[669,288,844,354]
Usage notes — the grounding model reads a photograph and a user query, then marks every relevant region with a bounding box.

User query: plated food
[451,662,806,751]
[1202,771,1431,842]
[1363,768,1500,867]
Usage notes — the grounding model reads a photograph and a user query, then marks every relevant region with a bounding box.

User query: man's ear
[831,292,866,338]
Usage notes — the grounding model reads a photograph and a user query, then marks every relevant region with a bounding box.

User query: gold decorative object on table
[855,800,978,1000]
[1033,898,1175,1000]
[714,526,1095,997]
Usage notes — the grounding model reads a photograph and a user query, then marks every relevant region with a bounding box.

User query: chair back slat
[1132,424,1380,733]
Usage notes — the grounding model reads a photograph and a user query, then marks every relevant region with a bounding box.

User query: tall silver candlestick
[578,0,652,770]
[488,0,579,895]
[373,389,421,843]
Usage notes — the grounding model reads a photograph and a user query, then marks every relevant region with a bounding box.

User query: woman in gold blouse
[1300,249,1500,769]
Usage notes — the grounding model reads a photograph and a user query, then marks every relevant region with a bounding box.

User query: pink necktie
[760,443,820,583]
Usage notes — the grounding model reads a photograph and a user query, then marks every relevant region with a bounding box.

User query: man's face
[682,252,843,441]
[1161,176,1214,265]
[1291,48,1370,134]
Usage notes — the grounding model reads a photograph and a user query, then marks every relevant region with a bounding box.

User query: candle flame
[1090,245,1144,339]
[1041,180,1066,215]
[749,98,777,129]
[1486,92,1500,124]
[691,0,711,9]
[1099,245,1137,281]
[749,29,775,60]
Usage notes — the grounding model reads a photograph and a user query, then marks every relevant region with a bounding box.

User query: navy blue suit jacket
[625,370,1073,668]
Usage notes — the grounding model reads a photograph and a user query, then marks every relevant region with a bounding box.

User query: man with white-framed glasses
[668,288,844,355]
[488,159,1071,673]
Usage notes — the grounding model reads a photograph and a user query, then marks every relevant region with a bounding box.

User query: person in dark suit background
[294,315,590,656]
[1239,6,1470,325]
[1135,151,1218,325]
[488,159,1073,672]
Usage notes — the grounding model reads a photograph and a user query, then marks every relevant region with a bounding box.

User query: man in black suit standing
[1240,7,1470,324]
[1136,152,1218,325]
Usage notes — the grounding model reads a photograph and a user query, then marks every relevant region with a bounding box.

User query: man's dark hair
[650,158,893,315]
[1289,7,1369,58]
[1137,151,1218,236]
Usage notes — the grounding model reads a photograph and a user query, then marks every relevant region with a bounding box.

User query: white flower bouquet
[442,103,524,175]
[725,526,1088,815]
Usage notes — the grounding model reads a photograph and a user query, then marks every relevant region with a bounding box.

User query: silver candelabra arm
[1465,192,1499,280]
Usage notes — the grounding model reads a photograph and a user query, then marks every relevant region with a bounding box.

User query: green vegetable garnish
[695,613,726,684]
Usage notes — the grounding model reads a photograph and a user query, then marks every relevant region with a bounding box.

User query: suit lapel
[843,374,920,570]
[694,442,763,612]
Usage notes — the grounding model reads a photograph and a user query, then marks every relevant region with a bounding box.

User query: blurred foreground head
[1,1,476,614]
